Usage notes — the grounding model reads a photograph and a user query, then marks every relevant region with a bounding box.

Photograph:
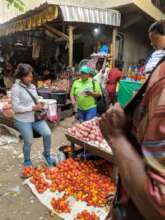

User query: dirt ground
[0,117,76,220]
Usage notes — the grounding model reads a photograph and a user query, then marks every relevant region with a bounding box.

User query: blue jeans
[78,107,97,122]
[15,120,51,164]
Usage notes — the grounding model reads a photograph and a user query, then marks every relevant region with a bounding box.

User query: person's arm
[11,86,43,113]
[140,85,165,217]
[11,87,34,113]
[99,103,165,220]
[106,70,111,83]
[108,135,163,220]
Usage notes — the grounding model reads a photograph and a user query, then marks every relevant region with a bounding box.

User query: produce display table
[117,79,142,107]
[65,133,114,163]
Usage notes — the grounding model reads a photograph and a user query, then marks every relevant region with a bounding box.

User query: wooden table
[65,133,114,163]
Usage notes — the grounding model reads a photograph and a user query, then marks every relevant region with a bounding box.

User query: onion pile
[68,118,112,154]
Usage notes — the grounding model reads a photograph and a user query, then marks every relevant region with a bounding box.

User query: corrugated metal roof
[59,5,121,26]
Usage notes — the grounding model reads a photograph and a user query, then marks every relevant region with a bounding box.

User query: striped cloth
[144,50,165,73]
[132,60,165,216]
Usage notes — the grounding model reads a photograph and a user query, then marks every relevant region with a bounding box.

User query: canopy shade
[0,3,121,37]
[60,5,121,26]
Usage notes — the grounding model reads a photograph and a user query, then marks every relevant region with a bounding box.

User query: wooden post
[109,43,113,69]
[112,27,117,67]
[68,25,74,67]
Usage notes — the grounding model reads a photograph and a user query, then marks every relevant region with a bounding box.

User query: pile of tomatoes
[74,210,100,220]
[30,158,116,213]
[51,195,71,213]
[30,167,50,193]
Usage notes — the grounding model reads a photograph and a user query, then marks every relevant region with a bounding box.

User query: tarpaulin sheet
[24,178,110,220]
[117,80,142,107]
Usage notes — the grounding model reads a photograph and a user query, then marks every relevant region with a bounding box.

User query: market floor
[0,117,76,220]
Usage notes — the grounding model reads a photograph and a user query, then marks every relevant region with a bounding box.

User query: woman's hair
[15,63,33,79]
[148,19,165,35]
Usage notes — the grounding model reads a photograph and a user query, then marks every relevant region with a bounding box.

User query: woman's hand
[32,103,44,112]
[99,103,127,143]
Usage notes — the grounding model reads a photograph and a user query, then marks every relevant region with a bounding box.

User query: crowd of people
[0,19,164,220]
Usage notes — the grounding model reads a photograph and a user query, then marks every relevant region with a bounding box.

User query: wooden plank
[54,34,81,42]
[44,24,69,40]
[54,36,67,42]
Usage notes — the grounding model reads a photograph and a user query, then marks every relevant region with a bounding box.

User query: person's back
[107,67,123,103]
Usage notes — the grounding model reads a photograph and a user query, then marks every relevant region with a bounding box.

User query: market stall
[0,3,121,68]
[0,4,121,219]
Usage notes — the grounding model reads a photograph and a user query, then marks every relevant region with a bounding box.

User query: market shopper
[94,61,110,105]
[70,65,102,122]
[99,20,165,220]
[11,63,54,175]
[106,62,123,104]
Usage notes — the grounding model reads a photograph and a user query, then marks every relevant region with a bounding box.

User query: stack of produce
[67,118,111,154]
[52,79,70,91]
[51,195,71,213]
[30,158,116,215]
[74,210,100,220]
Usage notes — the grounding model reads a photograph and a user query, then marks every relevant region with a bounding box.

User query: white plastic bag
[45,99,58,122]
